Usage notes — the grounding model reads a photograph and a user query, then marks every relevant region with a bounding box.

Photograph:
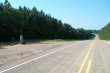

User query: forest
[0,0,93,42]
[99,22,110,40]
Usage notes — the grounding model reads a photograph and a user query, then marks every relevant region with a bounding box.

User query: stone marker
[20,35,25,44]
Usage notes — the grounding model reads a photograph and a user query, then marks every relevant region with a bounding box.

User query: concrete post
[20,35,25,44]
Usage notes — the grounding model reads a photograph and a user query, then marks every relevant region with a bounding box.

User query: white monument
[20,35,25,44]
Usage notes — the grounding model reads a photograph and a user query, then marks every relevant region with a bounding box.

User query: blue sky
[0,0,110,30]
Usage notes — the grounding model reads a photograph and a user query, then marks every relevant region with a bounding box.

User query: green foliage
[99,22,110,40]
[0,0,93,42]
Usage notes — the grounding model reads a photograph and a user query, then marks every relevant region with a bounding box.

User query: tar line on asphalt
[0,41,81,73]
[78,40,95,73]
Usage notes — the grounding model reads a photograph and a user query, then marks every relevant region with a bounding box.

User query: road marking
[78,40,95,73]
[86,60,91,73]
[0,42,81,73]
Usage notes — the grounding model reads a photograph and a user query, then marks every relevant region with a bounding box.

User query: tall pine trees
[0,0,93,42]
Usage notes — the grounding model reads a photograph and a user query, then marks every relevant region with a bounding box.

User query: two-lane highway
[0,36,110,73]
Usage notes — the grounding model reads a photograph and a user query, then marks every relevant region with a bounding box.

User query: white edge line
[0,42,80,73]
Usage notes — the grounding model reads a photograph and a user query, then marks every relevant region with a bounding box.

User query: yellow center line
[78,40,95,73]
[86,60,91,73]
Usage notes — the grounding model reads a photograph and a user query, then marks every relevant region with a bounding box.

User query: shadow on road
[0,47,6,49]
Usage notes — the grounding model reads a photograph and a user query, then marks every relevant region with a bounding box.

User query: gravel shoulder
[0,41,73,67]
[103,40,110,44]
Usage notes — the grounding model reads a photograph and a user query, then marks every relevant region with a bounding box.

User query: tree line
[0,0,93,42]
[99,22,110,40]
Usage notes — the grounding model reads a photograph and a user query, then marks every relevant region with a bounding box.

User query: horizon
[0,0,110,30]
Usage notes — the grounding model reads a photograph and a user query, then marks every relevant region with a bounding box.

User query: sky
[0,0,110,30]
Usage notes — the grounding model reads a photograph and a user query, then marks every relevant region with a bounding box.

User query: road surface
[0,36,110,73]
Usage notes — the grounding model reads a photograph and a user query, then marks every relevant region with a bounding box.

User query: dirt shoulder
[0,41,71,67]
[104,40,110,44]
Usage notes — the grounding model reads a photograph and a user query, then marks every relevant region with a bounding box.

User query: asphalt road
[0,36,110,73]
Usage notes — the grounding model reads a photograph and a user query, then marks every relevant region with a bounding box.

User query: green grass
[99,34,110,40]
[99,22,110,40]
